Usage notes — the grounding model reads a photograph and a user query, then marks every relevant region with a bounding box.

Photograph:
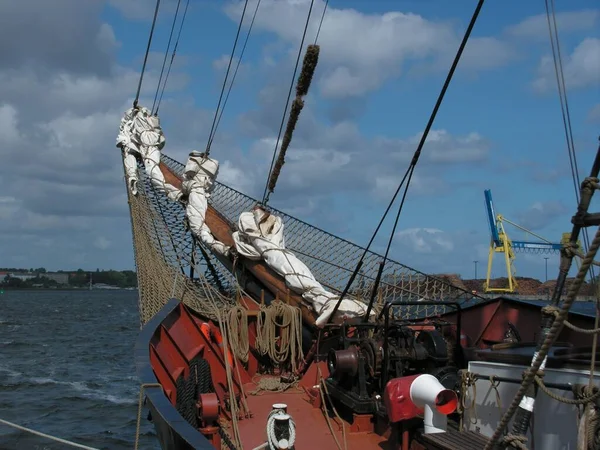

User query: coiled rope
[0,417,100,450]
[266,408,296,450]
[255,299,304,372]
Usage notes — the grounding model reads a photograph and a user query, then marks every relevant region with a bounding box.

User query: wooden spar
[159,162,317,328]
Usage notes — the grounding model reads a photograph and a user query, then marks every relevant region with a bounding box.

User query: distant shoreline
[1,287,137,291]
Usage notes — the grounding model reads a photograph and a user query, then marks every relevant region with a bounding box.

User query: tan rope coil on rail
[255,298,304,373]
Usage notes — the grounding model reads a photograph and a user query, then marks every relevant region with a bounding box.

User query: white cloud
[225,0,515,99]
[395,228,454,254]
[533,38,600,93]
[0,104,21,144]
[505,9,600,40]
[516,200,568,232]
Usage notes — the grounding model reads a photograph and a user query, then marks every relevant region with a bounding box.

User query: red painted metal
[440,297,596,349]
[148,301,395,449]
[384,375,423,423]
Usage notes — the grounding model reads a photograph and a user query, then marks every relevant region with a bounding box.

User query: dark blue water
[0,290,160,450]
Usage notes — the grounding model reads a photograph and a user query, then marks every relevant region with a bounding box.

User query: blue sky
[0,0,598,283]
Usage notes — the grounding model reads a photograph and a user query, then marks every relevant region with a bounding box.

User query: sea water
[0,290,159,449]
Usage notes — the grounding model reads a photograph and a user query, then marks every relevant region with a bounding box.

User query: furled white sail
[232,206,370,326]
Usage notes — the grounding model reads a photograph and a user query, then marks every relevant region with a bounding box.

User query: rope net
[127,152,480,326]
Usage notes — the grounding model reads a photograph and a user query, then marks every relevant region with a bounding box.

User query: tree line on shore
[1,268,137,289]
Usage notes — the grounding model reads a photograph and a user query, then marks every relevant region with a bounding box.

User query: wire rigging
[152,0,182,114]
[314,0,329,45]
[329,0,487,324]
[544,0,594,279]
[206,0,263,152]
[155,0,190,115]
[134,0,161,108]
[205,0,250,156]
[262,0,316,205]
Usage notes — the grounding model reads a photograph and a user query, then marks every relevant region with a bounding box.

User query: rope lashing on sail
[262,0,316,205]
[181,152,231,257]
[232,204,372,326]
[0,417,100,450]
[117,106,180,201]
[264,44,320,204]
[117,106,230,260]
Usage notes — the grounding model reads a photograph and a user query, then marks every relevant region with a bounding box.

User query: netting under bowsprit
[128,153,482,324]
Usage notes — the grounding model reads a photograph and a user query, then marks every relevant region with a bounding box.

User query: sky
[0,0,598,283]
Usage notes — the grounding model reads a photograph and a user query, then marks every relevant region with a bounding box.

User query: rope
[313,0,329,44]
[152,0,182,114]
[458,371,478,430]
[543,305,600,334]
[207,0,262,152]
[262,0,316,204]
[502,433,529,450]
[484,225,600,450]
[155,0,190,114]
[317,365,347,450]
[0,418,100,450]
[206,0,250,155]
[327,0,486,324]
[266,408,296,450]
[264,43,320,203]
[135,382,163,450]
[534,378,600,405]
[134,0,161,108]
[254,299,304,372]
[226,304,250,363]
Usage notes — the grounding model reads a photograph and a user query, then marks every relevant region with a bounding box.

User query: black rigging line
[206,0,262,152]
[205,0,250,156]
[134,0,161,108]
[155,0,190,115]
[545,0,594,278]
[329,0,486,324]
[152,0,182,114]
[314,0,328,44]
[262,0,316,205]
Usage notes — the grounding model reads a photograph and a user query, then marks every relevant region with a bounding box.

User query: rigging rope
[205,0,250,156]
[330,0,487,323]
[314,0,329,45]
[155,0,190,115]
[264,44,320,202]
[0,417,100,450]
[206,0,262,152]
[262,0,316,205]
[152,0,182,114]
[544,0,594,280]
[134,0,161,108]
[484,225,600,449]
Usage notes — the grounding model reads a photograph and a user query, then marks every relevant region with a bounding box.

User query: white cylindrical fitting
[409,374,458,434]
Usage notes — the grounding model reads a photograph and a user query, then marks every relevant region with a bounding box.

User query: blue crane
[483,189,569,293]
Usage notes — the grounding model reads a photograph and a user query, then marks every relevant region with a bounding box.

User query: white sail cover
[181,152,230,257]
[232,206,370,326]
[116,107,140,195]
[116,106,180,202]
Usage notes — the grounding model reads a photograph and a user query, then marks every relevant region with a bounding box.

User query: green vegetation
[0,267,137,289]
